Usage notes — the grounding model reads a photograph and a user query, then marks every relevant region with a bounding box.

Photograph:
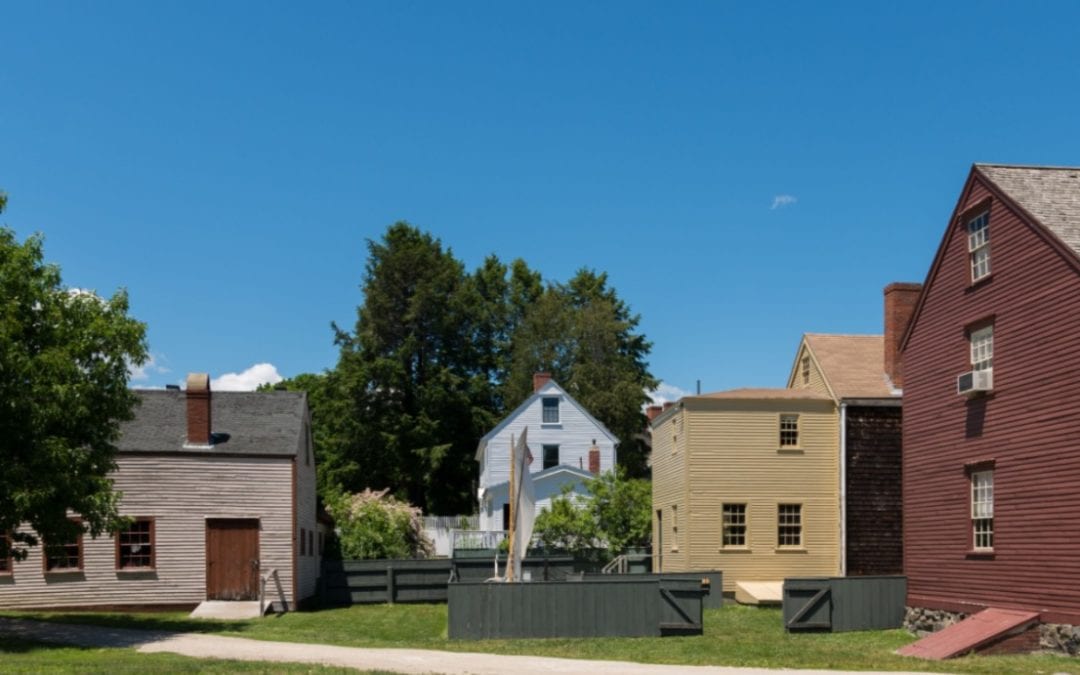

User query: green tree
[506,269,657,477]
[533,468,652,559]
[0,198,148,559]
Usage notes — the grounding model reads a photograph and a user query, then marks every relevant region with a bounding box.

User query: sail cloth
[510,427,536,581]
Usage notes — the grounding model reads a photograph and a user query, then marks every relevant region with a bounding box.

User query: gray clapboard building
[0,373,319,611]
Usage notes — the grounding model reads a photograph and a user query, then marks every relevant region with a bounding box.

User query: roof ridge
[976,163,1080,171]
[805,332,883,338]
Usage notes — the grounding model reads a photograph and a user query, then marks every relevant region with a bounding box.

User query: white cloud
[771,194,797,210]
[211,363,284,391]
[645,382,693,407]
[128,353,170,382]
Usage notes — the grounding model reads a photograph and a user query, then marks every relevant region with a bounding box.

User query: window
[968,211,991,282]
[116,518,154,570]
[971,470,994,551]
[541,397,560,424]
[970,325,993,372]
[722,504,747,547]
[780,415,799,447]
[801,357,810,385]
[778,504,802,547]
[502,504,510,531]
[542,444,559,470]
[45,523,83,572]
[0,532,12,575]
[319,531,325,555]
[300,528,307,556]
[309,530,314,557]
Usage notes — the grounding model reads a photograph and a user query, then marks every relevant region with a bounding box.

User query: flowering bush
[326,488,434,560]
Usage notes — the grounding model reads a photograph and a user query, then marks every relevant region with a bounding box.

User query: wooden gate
[658,578,704,635]
[783,582,832,631]
[206,518,260,600]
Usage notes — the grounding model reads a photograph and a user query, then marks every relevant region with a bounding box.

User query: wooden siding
[904,173,1080,623]
[844,406,903,576]
[653,399,840,590]
[295,420,320,603]
[0,455,297,610]
[479,384,615,528]
[650,408,687,571]
[789,342,831,397]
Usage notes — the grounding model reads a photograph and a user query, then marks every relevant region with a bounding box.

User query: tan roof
[804,334,896,399]
[695,388,832,401]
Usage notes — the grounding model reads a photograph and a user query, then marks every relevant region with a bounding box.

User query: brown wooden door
[205,518,260,600]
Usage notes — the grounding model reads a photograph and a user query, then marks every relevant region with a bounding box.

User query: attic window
[968,211,991,282]
[542,397,560,424]
[801,357,810,385]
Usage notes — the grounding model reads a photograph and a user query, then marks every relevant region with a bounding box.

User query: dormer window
[542,397,560,424]
[968,211,991,282]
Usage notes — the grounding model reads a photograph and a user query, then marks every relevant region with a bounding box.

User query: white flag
[511,426,536,581]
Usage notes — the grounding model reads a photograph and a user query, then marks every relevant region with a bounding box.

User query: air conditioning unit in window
[957,369,993,397]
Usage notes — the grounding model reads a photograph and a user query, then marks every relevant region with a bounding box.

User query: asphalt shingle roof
[695,388,832,401]
[116,389,306,456]
[976,164,1080,255]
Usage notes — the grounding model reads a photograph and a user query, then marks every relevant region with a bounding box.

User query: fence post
[387,565,396,604]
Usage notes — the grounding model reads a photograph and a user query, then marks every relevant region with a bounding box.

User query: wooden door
[205,518,260,600]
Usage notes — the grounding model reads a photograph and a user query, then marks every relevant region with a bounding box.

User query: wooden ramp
[897,608,1041,660]
[734,581,782,605]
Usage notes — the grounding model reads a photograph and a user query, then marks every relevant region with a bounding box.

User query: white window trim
[541,396,561,425]
[970,325,993,372]
[968,211,991,282]
[779,414,800,448]
[971,470,994,551]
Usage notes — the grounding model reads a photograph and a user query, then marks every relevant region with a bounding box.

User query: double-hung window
[779,415,799,448]
[45,522,83,572]
[541,397,560,424]
[971,470,994,551]
[722,504,747,547]
[116,518,155,570]
[542,444,559,470]
[968,211,991,282]
[777,504,802,547]
[801,357,810,385]
[970,325,993,371]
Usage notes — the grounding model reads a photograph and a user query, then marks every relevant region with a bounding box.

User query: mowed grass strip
[0,635,383,674]
[4,604,1079,674]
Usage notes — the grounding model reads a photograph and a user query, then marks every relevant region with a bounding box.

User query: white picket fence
[422,515,479,557]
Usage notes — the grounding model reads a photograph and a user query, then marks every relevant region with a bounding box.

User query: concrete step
[189,600,263,620]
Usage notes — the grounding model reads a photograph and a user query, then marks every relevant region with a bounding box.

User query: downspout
[839,402,847,576]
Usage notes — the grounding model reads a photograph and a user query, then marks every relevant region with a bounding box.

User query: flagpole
[507,433,516,582]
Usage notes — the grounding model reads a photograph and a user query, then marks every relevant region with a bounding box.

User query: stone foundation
[1040,623,1080,656]
[904,606,967,637]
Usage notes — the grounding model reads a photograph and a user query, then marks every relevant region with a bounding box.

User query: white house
[475,373,619,531]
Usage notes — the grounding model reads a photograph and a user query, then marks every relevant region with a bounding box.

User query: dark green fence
[783,575,906,632]
[448,577,707,639]
[321,555,602,606]
[582,571,723,609]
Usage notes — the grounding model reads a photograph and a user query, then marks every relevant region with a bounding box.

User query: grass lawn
[3,604,1078,674]
[0,635,383,674]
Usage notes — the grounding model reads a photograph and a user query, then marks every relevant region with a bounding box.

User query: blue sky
[3,2,1079,397]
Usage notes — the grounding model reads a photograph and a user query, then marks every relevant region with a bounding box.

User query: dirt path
[0,617,937,675]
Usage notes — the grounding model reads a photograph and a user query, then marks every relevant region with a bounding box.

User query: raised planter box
[448,577,707,639]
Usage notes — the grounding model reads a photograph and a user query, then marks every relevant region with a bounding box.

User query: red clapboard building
[902,164,1080,624]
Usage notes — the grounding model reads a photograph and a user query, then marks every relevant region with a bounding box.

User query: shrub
[326,488,434,560]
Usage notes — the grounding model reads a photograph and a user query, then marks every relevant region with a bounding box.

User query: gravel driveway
[0,617,937,675]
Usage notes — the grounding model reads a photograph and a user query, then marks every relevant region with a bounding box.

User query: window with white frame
[801,357,810,385]
[968,211,991,282]
[970,325,993,371]
[971,470,994,550]
[722,504,747,547]
[779,414,799,447]
[777,504,802,547]
[671,504,679,550]
[541,397,560,424]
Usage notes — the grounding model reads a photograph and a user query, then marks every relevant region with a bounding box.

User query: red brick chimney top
[186,372,212,445]
[884,283,922,389]
[588,440,600,474]
[533,372,553,393]
[646,405,663,421]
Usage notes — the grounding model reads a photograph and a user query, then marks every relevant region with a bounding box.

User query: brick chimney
[646,405,663,422]
[532,372,552,393]
[662,401,674,411]
[588,439,601,474]
[186,373,212,445]
[884,283,922,389]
